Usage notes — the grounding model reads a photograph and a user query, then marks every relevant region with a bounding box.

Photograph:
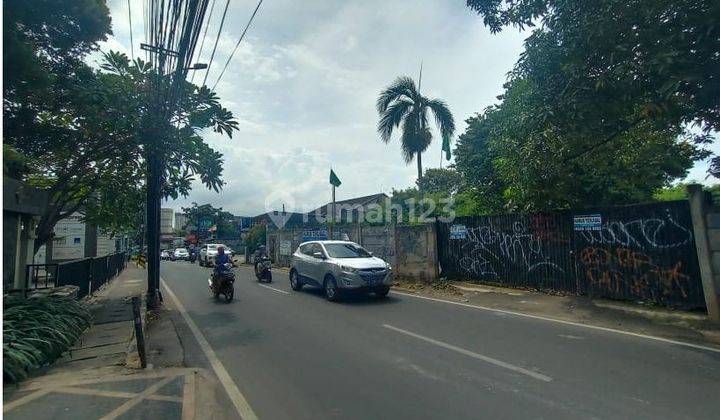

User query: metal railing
[24,252,127,299]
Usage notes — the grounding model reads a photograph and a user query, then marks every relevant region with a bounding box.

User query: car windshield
[323,243,371,258]
[175,248,186,252]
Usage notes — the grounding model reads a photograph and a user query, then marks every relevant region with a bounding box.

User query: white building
[174,212,187,231]
[160,208,174,235]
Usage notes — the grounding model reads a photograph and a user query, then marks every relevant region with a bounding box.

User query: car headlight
[340,265,358,273]
[385,262,392,270]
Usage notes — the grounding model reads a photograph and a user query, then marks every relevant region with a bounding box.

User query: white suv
[199,243,230,267]
[289,241,392,301]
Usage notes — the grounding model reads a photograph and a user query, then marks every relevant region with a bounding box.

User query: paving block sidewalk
[5,265,178,419]
[4,264,237,420]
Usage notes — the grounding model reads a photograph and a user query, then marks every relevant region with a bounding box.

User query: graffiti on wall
[458,222,565,278]
[437,201,705,308]
[579,247,692,303]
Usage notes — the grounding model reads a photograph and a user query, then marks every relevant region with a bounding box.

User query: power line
[190,0,217,84]
[128,0,135,59]
[202,0,231,87]
[212,0,263,91]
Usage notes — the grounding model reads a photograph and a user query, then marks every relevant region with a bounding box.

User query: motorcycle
[189,250,197,264]
[209,263,235,302]
[255,256,272,283]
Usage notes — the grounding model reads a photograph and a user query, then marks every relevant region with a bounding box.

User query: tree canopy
[416,168,462,195]
[182,203,237,239]
[5,49,237,251]
[454,0,716,212]
[466,0,718,165]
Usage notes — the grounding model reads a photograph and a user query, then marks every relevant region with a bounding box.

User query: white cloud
[102,0,717,216]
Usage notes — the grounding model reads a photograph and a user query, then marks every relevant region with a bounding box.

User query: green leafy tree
[182,203,237,239]
[6,51,237,252]
[466,0,719,173]
[454,84,703,211]
[377,76,455,181]
[245,224,267,253]
[416,168,462,195]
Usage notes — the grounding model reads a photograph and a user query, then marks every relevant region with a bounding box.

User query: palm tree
[376,76,455,180]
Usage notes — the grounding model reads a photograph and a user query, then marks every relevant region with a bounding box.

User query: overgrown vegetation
[3,295,92,383]
[246,224,267,253]
[455,0,719,213]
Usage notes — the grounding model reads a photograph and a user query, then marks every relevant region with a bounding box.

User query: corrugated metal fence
[437,201,705,309]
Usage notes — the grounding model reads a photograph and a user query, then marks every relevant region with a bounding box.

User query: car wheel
[290,270,303,291]
[324,275,340,302]
[375,287,390,298]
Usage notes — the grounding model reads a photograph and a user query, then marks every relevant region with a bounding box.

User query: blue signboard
[302,229,328,242]
[450,224,467,239]
[301,229,348,242]
[573,214,602,231]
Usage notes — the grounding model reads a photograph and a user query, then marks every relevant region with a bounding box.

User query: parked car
[161,250,171,261]
[172,248,189,261]
[198,243,230,267]
[289,241,392,301]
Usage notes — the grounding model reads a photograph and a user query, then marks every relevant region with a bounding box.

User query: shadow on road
[298,287,401,306]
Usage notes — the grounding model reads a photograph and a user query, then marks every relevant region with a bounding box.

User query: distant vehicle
[173,248,189,261]
[289,241,392,301]
[199,243,229,267]
[161,250,171,261]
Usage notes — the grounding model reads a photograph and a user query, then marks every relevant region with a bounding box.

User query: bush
[3,295,92,383]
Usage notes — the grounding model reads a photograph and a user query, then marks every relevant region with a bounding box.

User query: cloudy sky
[95,0,718,217]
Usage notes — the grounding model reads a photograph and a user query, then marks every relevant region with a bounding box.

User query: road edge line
[257,284,290,294]
[161,278,259,420]
[383,324,552,382]
[390,290,720,354]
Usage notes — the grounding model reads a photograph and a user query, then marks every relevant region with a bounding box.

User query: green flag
[329,169,342,187]
[442,134,451,161]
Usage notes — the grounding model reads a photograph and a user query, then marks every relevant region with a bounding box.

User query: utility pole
[140,0,212,309]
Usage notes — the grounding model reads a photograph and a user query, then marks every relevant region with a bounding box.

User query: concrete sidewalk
[394,278,720,348]
[3,264,229,419]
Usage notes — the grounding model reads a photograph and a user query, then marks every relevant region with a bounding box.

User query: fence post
[687,184,720,321]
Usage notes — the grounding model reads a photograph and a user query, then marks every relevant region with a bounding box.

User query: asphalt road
[160,261,720,420]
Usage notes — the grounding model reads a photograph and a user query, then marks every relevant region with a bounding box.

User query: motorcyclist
[253,245,268,274]
[212,246,235,287]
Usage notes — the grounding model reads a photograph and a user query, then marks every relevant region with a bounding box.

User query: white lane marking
[383,324,552,382]
[257,283,290,294]
[161,278,258,420]
[390,291,720,354]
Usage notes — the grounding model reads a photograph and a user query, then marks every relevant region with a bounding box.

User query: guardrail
[24,252,127,299]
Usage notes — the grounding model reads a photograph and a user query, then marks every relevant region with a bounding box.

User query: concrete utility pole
[687,184,720,321]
